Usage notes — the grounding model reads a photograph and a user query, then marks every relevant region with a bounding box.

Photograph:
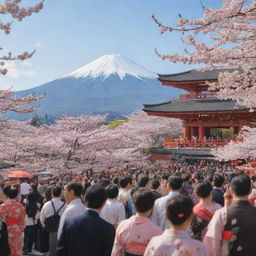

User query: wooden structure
[144,69,256,148]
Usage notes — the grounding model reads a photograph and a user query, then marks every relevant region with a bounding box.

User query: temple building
[143,69,256,159]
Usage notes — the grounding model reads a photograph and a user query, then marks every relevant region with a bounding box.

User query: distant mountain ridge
[13,54,182,120]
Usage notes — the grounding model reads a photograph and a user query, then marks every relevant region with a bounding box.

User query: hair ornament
[177,213,184,218]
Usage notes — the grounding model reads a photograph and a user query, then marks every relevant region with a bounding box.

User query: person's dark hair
[3,185,18,199]
[26,191,37,202]
[51,186,62,197]
[132,188,154,213]
[44,187,52,202]
[31,183,39,191]
[228,172,239,183]
[191,216,209,241]
[119,177,130,188]
[213,174,225,188]
[231,173,251,196]
[195,181,212,198]
[127,176,132,185]
[182,173,191,182]
[195,172,203,181]
[113,177,119,185]
[66,182,83,197]
[151,179,160,190]
[83,181,91,193]
[137,175,149,187]
[85,185,107,209]
[168,175,183,190]
[99,179,111,188]
[105,184,119,199]
[166,194,193,225]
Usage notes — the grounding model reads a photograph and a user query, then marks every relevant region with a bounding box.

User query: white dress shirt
[151,191,179,230]
[57,198,86,239]
[20,182,31,195]
[100,198,125,226]
[40,197,67,227]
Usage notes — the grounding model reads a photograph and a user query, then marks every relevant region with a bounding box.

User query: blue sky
[1,0,221,91]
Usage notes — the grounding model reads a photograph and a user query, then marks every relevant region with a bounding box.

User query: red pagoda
[143,69,256,153]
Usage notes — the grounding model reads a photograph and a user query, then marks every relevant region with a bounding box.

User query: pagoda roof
[158,68,236,83]
[143,98,248,114]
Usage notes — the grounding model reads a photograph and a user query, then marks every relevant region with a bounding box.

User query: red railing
[164,138,229,148]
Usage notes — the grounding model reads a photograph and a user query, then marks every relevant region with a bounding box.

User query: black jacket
[212,187,224,206]
[56,209,115,256]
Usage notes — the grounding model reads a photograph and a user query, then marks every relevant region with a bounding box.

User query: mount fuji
[15,54,182,120]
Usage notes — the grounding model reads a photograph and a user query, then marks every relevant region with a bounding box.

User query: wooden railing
[178,93,216,100]
[164,138,229,148]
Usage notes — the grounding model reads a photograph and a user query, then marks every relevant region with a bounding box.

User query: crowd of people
[0,160,256,256]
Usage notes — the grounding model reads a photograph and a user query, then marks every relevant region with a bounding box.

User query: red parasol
[8,170,33,179]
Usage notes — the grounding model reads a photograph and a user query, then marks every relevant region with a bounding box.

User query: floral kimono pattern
[0,200,25,256]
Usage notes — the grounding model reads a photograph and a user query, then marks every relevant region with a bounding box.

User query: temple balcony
[164,138,229,148]
[178,93,216,100]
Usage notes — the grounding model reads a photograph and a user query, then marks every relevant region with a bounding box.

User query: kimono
[111,215,162,256]
[144,229,209,256]
[0,199,26,256]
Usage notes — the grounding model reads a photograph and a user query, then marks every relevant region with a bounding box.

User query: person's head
[105,184,119,199]
[230,173,251,198]
[151,179,160,190]
[168,175,183,192]
[166,194,193,231]
[213,174,225,188]
[51,186,62,198]
[137,175,149,188]
[119,176,131,190]
[195,181,212,199]
[132,188,154,216]
[64,182,83,204]
[31,183,39,192]
[99,179,111,188]
[3,185,19,199]
[85,185,107,210]
[182,173,191,183]
[195,172,203,182]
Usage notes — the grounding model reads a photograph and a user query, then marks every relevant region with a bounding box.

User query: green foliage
[30,116,42,127]
[211,128,234,139]
[108,119,127,130]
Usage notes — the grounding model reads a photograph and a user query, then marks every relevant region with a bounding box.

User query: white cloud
[4,61,38,79]
[35,42,43,47]
[21,61,33,67]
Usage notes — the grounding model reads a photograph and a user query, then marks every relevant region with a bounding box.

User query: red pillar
[234,126,240,135]
[191,127,195,138]
[183,126,190,139]
[199,125,205,141]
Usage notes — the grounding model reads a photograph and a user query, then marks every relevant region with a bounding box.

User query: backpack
[44,201,65,232]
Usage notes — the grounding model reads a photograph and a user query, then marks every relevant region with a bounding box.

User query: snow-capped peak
[64,54,157,80]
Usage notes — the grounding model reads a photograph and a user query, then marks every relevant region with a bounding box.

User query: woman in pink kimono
[0,185,25,256]
[192,181,222,240]
[144,194,209,256]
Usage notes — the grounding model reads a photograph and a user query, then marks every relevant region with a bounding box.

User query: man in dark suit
[56,185,115,256]
[212,174,225,206]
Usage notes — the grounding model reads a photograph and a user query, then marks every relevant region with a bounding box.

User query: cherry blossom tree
[213,126,256,161]
[110,111,182,165]
[152,0,256,108]
[0,112,182,173]
[0,0,44,115]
